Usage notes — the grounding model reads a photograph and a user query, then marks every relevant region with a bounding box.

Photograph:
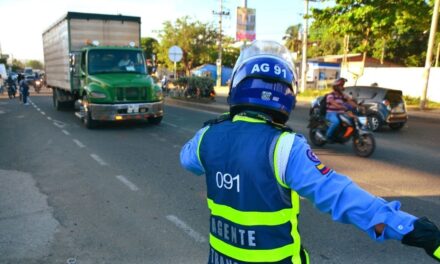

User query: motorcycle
[7,83,16,99]
[34,78,43,93]
[308,101,376,157]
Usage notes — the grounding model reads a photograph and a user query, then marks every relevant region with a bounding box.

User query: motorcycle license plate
[358,117,367,126]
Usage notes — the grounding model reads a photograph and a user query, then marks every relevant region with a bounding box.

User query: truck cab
[67,44,163,128]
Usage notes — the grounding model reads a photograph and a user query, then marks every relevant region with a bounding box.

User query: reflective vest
[198,115,309,264]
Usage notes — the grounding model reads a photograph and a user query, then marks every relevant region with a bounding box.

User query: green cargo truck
[43,12,163,128]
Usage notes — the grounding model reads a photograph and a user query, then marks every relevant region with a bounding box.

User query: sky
[0,0,326,62]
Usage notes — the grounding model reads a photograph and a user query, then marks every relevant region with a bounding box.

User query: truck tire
[53,88,62,110]
[82,97,98,129]
[148,116,163,125]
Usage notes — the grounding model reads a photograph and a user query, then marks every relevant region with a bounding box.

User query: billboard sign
[236,7,256,42]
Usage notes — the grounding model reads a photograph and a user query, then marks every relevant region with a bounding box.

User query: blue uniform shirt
[180,121,417,242]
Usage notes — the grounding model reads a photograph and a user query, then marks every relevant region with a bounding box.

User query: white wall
[341,67,440,102]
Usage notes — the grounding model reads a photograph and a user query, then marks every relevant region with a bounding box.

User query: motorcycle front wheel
[309,128,327,147]
[352,133,375,157]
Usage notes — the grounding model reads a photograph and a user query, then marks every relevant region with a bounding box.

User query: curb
[165,97,228,113]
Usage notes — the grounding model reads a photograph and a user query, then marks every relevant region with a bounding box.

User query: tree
[26,60,43,70]
[308,24,344,58]
[208,36,240,68]
[283,24,302,53]
[11,59,25,72]
[157,16,218,76]
[311,0,431,66]
[141,37,159,61]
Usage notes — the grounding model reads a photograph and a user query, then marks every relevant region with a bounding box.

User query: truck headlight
[90,91,107,99]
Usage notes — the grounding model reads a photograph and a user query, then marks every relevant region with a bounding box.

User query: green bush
[172,76,215,98]
[404,95,440,108]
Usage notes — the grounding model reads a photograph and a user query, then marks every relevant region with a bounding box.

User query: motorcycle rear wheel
[352,134,375,157]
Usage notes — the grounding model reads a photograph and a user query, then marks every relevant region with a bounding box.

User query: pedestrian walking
[180,40,440,264]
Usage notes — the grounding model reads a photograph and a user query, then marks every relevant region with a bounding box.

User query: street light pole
[421,0,440,109]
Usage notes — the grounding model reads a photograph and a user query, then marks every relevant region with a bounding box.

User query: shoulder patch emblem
[306,149,320,163]
[307,149,332,175]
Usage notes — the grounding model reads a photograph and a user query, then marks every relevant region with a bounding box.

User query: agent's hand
[402,217,440,262]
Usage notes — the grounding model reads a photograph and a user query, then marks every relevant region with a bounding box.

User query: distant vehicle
[0,63,7,79]
[344,86,408,131]
[24,67,33,77]
[43,12,164,128]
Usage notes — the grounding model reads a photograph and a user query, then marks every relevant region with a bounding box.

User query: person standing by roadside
[0,75,4,94]
[180,40,440,263]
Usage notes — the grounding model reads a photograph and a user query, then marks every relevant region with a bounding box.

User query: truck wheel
[82,97,97,129]
[53,88,62,110]
[148,116,163,125]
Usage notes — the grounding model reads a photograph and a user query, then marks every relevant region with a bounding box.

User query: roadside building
[191,64,233,86]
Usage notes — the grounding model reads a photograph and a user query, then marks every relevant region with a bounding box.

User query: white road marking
[163,121,178,128]
[90,154,108,166]
[115,175,139,191]
[47,116,52,121]
[61,130,70,135]
[41,111,46,115]
[53,120,66,128]
[72,139,85,148]
[162,121,195,133]
[166,215,207,243]
[36,108,41,111]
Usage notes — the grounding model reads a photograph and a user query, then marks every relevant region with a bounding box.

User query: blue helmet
[229,40,297,124]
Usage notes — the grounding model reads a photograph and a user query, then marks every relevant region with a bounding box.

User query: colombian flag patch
[315,163,332,175]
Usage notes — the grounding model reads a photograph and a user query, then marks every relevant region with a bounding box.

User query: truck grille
[115,87,147,101]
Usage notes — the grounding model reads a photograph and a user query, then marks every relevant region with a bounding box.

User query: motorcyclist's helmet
[332,78,347,92]
[228,40,298,124]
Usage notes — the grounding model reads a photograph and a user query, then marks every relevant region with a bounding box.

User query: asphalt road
[0,94,439,264]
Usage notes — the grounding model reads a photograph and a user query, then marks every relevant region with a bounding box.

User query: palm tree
[283,24,302,53]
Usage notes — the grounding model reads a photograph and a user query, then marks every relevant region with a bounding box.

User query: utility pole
[436,42,440,67]
[213,0,229,88]
[242,0,248,49]
[421,0,440,109]
[300,0,310,93]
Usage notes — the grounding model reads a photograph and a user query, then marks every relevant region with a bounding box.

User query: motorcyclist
[180,40,440,263]
[6,75,16,98]
[322,77,357,142]
[19,78,30,105]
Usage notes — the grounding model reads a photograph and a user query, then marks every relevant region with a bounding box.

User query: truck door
[69,51,83,92]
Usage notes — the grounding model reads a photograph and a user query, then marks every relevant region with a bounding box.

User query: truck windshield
[88,49,147,75]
